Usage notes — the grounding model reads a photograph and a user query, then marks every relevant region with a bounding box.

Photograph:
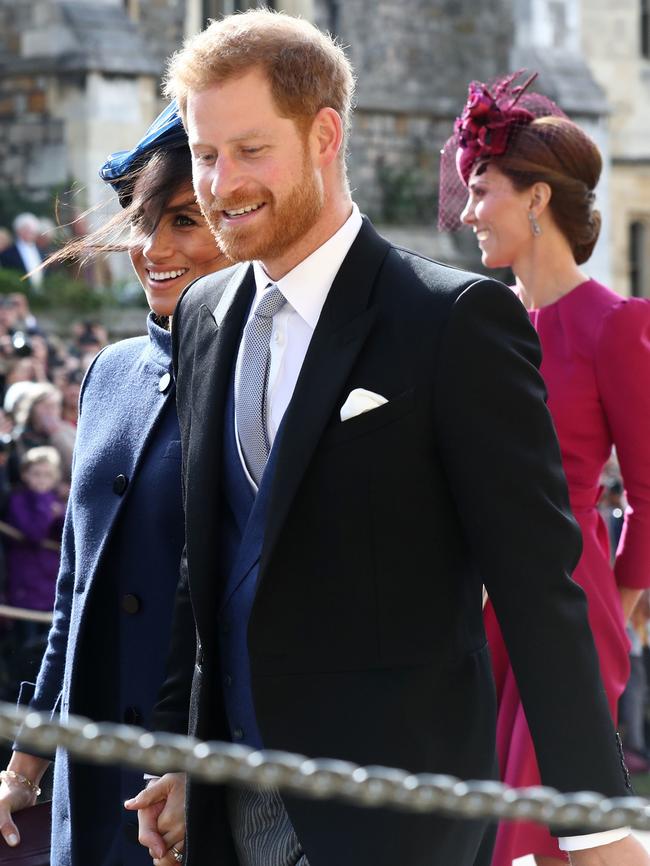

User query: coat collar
[145,311,173,369]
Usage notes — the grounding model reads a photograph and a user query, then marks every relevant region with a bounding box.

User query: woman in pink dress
[440,73,650,865]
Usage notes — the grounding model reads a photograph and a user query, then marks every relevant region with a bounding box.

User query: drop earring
[528,211,542,237]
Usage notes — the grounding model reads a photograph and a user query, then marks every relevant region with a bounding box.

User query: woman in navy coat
[0,104,228,865]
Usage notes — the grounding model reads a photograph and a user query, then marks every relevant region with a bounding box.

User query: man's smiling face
[187,68,324,270]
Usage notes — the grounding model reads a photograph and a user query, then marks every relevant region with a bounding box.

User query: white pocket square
[340,388,388,422]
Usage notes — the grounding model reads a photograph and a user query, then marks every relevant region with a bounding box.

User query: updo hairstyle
[487,116,602,264]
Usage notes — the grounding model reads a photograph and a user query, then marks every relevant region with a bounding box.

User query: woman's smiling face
[129,181,228,317]
[460,163,534,270]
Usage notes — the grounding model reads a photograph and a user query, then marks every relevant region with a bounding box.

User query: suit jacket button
[233,727,244,741]
[121,593,141,615]
[158,372,172,393]
[124,706,142,726]
[113,474,129,495]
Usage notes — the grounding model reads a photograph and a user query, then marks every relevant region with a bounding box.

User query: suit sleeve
[433,279,629,809]
[595,298,650,589]
[150,549,196,735]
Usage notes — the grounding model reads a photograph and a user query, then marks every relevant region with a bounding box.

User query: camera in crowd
[10,331,32,358]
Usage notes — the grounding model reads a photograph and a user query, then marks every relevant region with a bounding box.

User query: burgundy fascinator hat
[438,71,566,231]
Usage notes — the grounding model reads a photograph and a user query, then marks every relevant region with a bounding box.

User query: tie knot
[254,285,286,320]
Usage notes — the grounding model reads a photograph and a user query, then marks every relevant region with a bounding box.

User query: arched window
[629,220,649,297]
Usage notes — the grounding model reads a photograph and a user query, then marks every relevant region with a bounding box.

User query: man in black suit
[128,10,647,866]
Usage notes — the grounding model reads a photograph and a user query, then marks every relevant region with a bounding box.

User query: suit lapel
[261,219,391,572]
[184,266,255,638]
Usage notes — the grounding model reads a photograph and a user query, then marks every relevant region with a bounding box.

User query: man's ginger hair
[164,9,355,153]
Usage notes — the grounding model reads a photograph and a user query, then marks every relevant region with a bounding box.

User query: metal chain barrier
[2,700,650,832]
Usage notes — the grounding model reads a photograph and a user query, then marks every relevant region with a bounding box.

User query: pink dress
[484,279,650,864]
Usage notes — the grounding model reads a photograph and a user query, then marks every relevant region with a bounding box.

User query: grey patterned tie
[235,284,286,487]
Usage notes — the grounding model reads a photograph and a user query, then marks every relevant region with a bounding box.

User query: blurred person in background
[7,293,38,334]
[12,383,76,485]
[60,369,83,428]
[3,446,64,639]
[36,217,61,261]
[0,229,12,256]
[0,100,230,866]
[0,215,45,291]
[440,71,650,865]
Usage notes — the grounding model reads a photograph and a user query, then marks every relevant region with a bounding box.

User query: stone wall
[610,165,650,297]
[581,0,650,294]
[0,0,623,281]
[132,0,187,71]
[312,0,513,225]
[0,0,159,272]
[0,71,66,197]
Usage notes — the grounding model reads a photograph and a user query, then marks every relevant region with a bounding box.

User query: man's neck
[261,194,354,282]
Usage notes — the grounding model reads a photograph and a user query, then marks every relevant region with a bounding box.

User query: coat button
[158,372,172,393]
[123,706,142,726]
[113,474,129,495]
[121,593,141,615]
[233,727,244,741]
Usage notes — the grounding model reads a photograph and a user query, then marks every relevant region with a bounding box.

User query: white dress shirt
[231,201,630,852]
[233,203,363,485]
[14,239,43,288]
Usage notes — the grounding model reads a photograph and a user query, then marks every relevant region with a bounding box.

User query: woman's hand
[125,772,186,863]
[0,753,49,847]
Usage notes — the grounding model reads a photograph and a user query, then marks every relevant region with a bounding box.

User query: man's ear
[310,107,343,169]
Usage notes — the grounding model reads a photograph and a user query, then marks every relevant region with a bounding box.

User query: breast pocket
[321,388,416,449]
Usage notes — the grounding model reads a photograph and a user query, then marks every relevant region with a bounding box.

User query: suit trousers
[227,787,310,866]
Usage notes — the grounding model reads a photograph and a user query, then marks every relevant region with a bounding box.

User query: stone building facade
[509,0,612,283]
[581,0,650,297]
[0,1,160,225]
[0,0,616,282]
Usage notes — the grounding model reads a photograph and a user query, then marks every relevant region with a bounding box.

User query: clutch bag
[0,801,51,865]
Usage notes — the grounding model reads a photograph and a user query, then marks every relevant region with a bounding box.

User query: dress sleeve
[595,298,650,589]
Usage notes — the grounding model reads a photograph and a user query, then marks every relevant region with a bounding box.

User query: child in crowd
[4,446,64,634]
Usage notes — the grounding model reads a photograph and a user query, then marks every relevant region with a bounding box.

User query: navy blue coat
[18,314,188,866]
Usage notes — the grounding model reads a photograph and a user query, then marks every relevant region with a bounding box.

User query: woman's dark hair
[486,116,602,265]
[43,144,194,268]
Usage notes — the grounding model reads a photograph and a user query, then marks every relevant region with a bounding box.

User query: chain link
[2,701,650,832]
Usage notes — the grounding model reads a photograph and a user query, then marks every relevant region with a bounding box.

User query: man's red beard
[200,152,324,264]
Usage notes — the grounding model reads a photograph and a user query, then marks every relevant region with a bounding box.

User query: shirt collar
[251,203,363,330]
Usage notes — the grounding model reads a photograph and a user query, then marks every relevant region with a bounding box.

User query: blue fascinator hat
[99,100,187,206]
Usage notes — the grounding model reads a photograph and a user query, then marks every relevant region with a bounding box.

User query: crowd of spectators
[0,282,109,700]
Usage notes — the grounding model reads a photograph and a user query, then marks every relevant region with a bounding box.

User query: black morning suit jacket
[156,218,629,866]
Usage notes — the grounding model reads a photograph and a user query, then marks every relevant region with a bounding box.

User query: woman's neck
[513,233,589,311]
